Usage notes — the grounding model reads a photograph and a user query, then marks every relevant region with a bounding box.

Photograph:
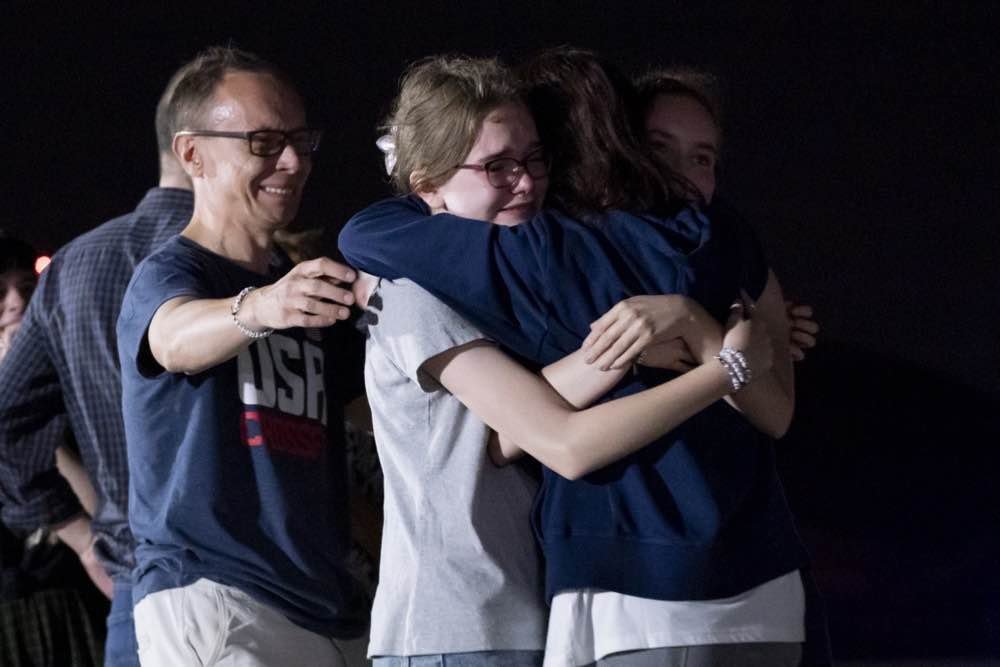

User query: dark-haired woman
[342,49,812,666]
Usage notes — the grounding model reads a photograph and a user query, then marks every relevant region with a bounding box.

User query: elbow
[546,458,588,481]
[548,456,587,480]
[155,343,186,374]
[765,422,790,440]
[534,435,591,481]
[153,340,201,375]
[762,405,794,440]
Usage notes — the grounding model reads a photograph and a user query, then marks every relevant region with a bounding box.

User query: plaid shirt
[0,188,193,580]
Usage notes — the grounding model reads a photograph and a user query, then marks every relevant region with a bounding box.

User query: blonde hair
[384,55,520,194]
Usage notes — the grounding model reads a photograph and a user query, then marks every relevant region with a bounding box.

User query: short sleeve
[366,279,487,392]
[339,196,553,361]
[116,243,209,376]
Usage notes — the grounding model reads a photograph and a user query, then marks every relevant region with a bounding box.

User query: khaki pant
[596,642,802,666]
[134,577,368,666]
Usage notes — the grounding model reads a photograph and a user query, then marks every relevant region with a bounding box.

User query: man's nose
[276,142,306,172]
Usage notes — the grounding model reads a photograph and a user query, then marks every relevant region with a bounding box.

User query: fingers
[280,260,357,324]
[297,295,352,321]
[590,327,644,369]
[791,318,820,336]
[790,328,817,350]
[583,303,624,350]
[786,302,813,319]
[297,257,357,284]
[297,312,351,328]
[607,339,648,370]
[787,301,820,356]
[585,312,654,368]
[303,277,355,308]
[584,304,637,363]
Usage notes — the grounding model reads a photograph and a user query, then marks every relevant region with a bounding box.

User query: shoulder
[59,189,171,255]
[49,189,190,274]
[369,278,483,344]
[371,278,466,324]
[51,211,136,269]
[128,237,208,295]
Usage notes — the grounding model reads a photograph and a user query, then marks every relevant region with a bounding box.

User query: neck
[182,205,274,275]
[157,156,193,191]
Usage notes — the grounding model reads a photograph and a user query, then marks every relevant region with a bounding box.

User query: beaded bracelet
[715,346,752,392]
[231,287,274,339]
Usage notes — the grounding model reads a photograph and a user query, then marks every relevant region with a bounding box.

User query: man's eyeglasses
[174,128,323,157]
[454,150,551,189]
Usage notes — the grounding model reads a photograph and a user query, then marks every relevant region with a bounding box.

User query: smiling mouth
[261,185,295,196]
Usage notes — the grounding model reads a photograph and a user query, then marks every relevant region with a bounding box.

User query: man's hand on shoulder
[246,258,357,329]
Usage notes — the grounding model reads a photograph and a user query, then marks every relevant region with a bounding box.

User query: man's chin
[261,205,302,229]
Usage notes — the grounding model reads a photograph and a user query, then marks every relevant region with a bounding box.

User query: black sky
[4,2,1000,657]
[4,2,997,400]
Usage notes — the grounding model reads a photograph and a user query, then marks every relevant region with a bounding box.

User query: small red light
[34,256,51,274]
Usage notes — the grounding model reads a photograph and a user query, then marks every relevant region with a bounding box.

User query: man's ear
[409,170,445,211]
[173,134,203,178]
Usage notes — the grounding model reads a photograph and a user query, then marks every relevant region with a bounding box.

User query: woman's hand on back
[786,301,819,361]
[582,294,710,370]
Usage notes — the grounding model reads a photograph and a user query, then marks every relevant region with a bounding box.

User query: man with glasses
[116,47,366,666]
[0,60,196,667]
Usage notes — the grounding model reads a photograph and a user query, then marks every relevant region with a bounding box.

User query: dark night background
[4,2,999,662]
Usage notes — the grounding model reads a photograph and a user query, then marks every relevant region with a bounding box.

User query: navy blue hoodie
[339,196,807,603]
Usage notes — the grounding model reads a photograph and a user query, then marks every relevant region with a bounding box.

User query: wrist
[692,355,734,397]
[231,287,274,339]
[714,346,753,392]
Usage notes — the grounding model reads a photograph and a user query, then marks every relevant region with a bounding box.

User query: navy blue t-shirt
[117,236,365,637]
[339,197,806,603]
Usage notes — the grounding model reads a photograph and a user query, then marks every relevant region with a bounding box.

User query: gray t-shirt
[362,279,547,656]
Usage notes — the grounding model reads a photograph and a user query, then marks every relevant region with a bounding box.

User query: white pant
[134,577,369,666]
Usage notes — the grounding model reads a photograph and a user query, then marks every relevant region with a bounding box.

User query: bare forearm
[53,513,113,598]
[436,343,732,480]
[148,296,256,374]
[541,361,731,478]
[53,513,93,554]
[725,270,796,438]
[148,258,356,375]
[55,447,98,517]
[542,349,627,409]
[491,348,628,464]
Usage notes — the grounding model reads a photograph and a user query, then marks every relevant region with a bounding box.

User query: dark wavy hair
[517,47,694,219]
